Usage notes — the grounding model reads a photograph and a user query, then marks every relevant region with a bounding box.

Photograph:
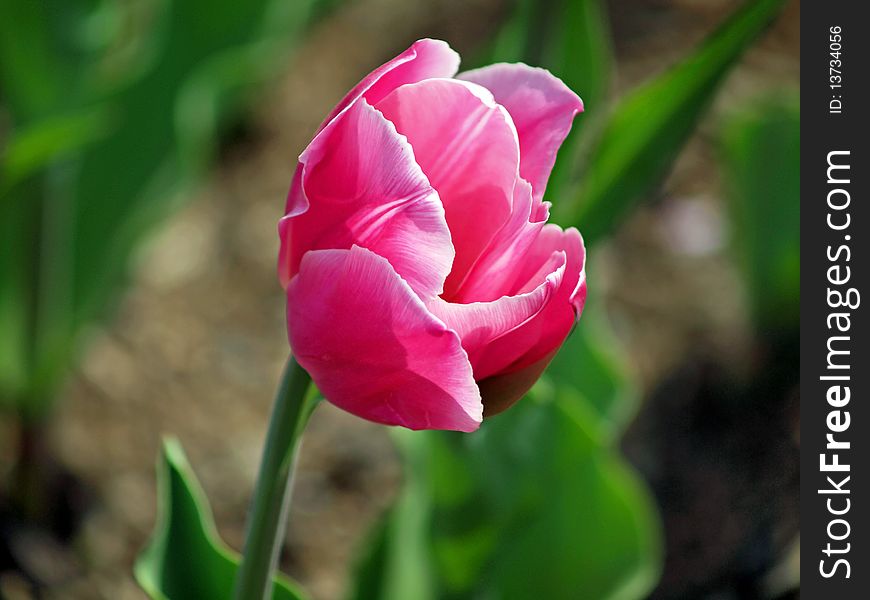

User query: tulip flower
[235,39,586,600]
[279,38,587,433]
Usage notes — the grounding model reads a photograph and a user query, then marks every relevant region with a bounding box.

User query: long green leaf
[135,438,307,600]
[69,0,321,332]
[555,0,788,244]
[0,0,63,119]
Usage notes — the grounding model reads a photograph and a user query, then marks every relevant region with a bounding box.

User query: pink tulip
[279,39,586,432]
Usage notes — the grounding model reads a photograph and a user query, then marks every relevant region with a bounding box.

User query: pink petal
[471,226,587,380]
[278,98,453,299]
[459,63,583,202]
[513,225,586,300]
[287,246,482,432]
[450,178,547,303]
[283,39,459,217]
[427,256,563,372]
[376,78,520,298]
[317,38,460,136]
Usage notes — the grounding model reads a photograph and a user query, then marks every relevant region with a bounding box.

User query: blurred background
[0,0,799,599]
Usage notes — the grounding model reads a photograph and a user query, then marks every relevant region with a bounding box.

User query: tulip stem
[233,356,315,600]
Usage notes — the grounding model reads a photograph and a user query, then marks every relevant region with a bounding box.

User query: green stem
[233,356,315,600]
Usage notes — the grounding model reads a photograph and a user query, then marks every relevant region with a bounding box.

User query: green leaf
[1,107,110,191]
[0,168,79,417]
[0,185,34,408]
[555,0,788,244]
[346,509,393,600]
[437,395,661,600]
[720,95,799,331]
[347,394,662,600]
[135,438,307,600]
[481,396,662,600]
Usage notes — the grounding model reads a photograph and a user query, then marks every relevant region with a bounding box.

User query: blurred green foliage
[553,0,788,243]
[721,95,800,332]
[0,0,326,418]
[135,438,308,600]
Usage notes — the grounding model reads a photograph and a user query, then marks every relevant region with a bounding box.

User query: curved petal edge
[287,246,482,432]
[459,63,583,202]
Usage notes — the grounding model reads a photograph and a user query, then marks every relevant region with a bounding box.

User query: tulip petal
[318,38,460,135]
[451,178,546,303]
[459,63,583,201]
[283,39,460,217]
[427,255,563,372]
[471,226,587,380]
[279,98,454,299]
[513,225,587,309]
[287,246,482,432]
[376,78,521,297]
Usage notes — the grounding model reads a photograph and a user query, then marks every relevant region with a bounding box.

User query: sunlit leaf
[555,0,788,244]
[69,0,323,331]
[135,438,307,600]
